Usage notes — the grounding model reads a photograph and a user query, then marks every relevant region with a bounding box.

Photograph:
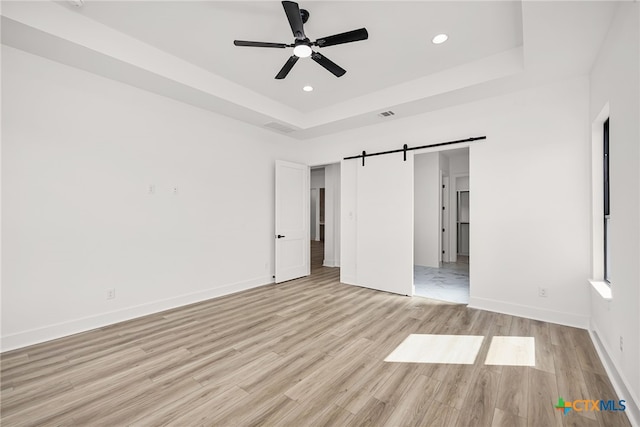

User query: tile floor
[413,260,470,304]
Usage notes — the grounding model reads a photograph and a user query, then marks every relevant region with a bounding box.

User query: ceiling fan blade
[282,1,305,39]
[315,28,368,48]
[311,52,346,77]
[275,55,299,79]
[234,40,288,48]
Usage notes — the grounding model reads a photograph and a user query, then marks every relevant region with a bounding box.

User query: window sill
[589,280,612,300]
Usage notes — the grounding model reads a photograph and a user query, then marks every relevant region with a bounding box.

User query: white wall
[1,46,304,351]
[414,152,440,268]
[589,3,640,423]
[310,168,325,189]
[306,76,592,329]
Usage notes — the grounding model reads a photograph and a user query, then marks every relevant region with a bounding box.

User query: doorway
[309,163,340,270]
[413,148,470,304]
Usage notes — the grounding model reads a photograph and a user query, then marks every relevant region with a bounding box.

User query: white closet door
[356,153,414,296]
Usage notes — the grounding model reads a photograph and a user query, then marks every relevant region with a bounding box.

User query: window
[603,118,610,283]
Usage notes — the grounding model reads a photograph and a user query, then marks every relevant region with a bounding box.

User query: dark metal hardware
[277,235,286,239]
[344,136,486,166]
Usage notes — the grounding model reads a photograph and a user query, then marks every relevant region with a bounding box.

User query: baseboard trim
[340,275,357,286]
[468,296,590,329]
[589,324,640,427]
[1,276,274,353]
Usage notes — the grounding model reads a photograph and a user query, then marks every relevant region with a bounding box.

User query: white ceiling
[1,1,618,139]
[70,1,523,112]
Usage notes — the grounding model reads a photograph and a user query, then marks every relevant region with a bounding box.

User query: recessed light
[432,34,448,44]
[303,86,313,92]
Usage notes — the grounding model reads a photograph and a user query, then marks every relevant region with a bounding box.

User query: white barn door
[275,160,310,283]
[355,153,414,296]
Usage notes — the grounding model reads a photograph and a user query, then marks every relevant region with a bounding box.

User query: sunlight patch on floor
[485,336,535,366]
[384,334,484,364]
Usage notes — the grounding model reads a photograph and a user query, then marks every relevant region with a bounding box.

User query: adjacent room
[414,148,471,304]
[2,1,638,426]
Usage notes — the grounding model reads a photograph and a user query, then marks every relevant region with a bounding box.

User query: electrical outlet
[148,184,155,195]
[620,336,623,352]
[172,186,178,195]
[107,288,115,300]
[538,287,548,297]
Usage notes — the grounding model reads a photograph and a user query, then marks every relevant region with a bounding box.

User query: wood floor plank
[455,367,500,427]
[421,401,460,426]
[492,407,527,427]
[528,368,562,427]
[531,320,555,374]
[582,371,632,427]
[373,364,423,408]
[346,397,395,427]
[573,336,608,376]
[0,379,74,418]
[75,375,203,426]
[551,342,580,375]
[383,374,440,427]
[496,366,529,419]
[562,414,600,427]
[334,358,399,415]
[309,404,356,427]
[283,337,371,402]
[553,347,597,422]
[163,384,250,427]
[0,242,632,427]
[549,322,578,347]
[277,396,342,426]
[434,364,477,410]
[510,316,532,336]
[239,394,300,427]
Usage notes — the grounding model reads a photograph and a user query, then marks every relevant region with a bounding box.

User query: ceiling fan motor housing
[300,9,309,24]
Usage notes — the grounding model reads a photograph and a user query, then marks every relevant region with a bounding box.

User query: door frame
[309,162,341,268]
[441,174,450,263]
[450,172,469,263]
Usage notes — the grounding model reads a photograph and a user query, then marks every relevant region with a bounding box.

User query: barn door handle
[276,235,286,239]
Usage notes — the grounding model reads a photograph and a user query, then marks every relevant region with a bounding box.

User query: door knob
[277,234,286,239]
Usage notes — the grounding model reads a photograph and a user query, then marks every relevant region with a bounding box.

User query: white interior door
[356,154,414,296]
[275,160,310,283]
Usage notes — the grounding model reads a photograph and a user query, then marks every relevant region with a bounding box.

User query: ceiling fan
[233,1,368,79]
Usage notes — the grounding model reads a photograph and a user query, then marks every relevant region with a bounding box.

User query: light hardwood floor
[1,242,631,426]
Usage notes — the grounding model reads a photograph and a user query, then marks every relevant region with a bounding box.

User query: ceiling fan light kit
[293,43,312,58]
[233,1,369,79]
